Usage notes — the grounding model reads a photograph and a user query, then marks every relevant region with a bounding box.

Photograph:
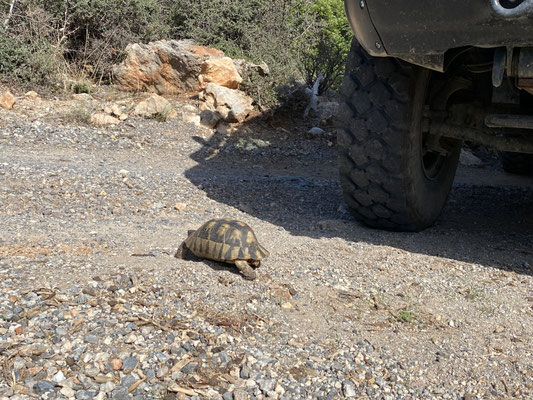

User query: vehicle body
[336,0,533,231]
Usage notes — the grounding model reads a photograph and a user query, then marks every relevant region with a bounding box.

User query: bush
[171,0,351,105]
[302,0,353,93]
[0,3,62,86]
[1,0,172,86]
[0,0,352,103]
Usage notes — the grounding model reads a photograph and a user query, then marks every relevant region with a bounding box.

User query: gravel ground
[0,93,532,400]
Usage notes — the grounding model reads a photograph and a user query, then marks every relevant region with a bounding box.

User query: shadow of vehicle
[184,116,533,276]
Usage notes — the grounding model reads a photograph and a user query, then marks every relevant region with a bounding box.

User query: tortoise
[175,218,269,280]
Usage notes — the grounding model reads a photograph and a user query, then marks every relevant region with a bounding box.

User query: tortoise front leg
[235,260,257,280]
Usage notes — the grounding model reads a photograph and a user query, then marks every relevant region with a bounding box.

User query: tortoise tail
[175,242,189,259]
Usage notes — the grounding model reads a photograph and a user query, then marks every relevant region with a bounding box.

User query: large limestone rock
[113,40,205,94]
[202,83,254,123]
[0,91,16,110]
[199,57,242,89]
[113,40,249,95]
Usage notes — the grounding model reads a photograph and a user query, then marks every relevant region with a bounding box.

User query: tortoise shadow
[181,251,245,279]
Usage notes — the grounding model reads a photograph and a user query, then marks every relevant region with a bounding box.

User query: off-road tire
[337,40,461,231]
[500,151,533,175]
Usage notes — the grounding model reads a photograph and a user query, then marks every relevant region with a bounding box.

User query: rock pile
[113,40,258,128]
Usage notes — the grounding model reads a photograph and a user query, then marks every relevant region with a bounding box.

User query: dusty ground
[0,90,532,400]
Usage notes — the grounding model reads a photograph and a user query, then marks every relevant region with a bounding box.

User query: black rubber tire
[336,40,461,231]
[500,151,533,175]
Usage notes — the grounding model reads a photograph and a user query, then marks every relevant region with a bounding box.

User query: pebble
[84,333,99,345]
[122,356,138,373]
[33,381,55,394]
[222,392,234,400]
[342,380,357,398]
[307,127,325,137]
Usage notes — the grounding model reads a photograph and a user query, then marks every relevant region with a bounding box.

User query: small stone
[110,358,123,370]
[145,368,156,380]
[76,293,89,304]
[111,386,129,400]
[182,112,201,126]
[181,361,199,374]
[219,351,232,364]
[222,392,234,400]
[121,375,136,388]
[342,380,357,398]
[13,357,26,370]
[82,287,98,296]
[76,390,95,400]
[240,364,250,379]
[134,94,174,119]
[111,104,122,116]
[25,90,39,98]
[122,356,138,373]
[52,371,66,383]
[84,333,99,345]
[233,389,250,400]
[494,326,505,333]
[14,325,23,335]
[91,112,121,126]
[259,379,277,393]
[200,110,221,128]
[33,381,55,394]
[174,203,187,211]
[60,386,76,397]
[307,127,325,137]
[156,365,169,378]
[375,377,386,387]
[0,91,16,109]
[155,352,170,363]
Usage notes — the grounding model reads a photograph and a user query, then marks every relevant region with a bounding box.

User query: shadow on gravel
[184,117,533,277]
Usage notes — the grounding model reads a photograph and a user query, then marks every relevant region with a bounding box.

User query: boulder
[113,40,206,94]
[199,57,242,89]
[134,94,175,119]
[202,83,254,123]
[0,91,16,110]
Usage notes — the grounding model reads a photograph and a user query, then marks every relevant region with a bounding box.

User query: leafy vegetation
[0,0,351,103]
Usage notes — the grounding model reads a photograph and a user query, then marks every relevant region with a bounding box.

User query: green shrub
[170,0,323,107]
[302,0,353,93]
[1,0,172,85]
[0,4,62,86]
[0,0,353,104]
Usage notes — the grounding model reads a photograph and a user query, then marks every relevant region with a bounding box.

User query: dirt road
[0,96,532,399]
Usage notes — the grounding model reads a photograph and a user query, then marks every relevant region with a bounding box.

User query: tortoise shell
[184,218,269,262]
